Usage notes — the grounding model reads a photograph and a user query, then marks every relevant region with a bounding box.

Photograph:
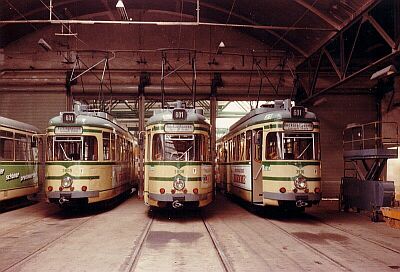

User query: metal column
[210,94,217,193]
[138,94,145,198]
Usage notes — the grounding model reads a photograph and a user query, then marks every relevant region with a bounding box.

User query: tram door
[252,129,263,203]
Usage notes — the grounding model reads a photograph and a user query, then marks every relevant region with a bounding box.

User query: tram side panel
[0,118,40,202]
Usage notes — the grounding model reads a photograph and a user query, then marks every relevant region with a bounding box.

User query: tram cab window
[47,136,98,161]
[0,131,14,161]
[152,133,207,161]
[266,132,320,160]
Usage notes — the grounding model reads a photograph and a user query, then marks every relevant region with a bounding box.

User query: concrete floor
[0,194,399,272]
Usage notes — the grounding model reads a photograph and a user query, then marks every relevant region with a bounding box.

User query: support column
[138,93,145,198]
[210,95,217,194]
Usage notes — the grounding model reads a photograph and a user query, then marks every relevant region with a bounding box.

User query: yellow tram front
[45,109,135,206]
[262,109,321,209]
[144,104,213,208]
[217,99,321,210]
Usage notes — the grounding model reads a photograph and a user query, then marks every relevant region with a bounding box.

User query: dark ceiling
[0,0,376,57]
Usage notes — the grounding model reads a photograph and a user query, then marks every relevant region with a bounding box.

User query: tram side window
[15,133,29,161]
[254,130,263,162]
[83,136,98,161]
[0,131,14,161]
[245,131,251,160]
[152,134,164,161]
[111,133,116,161]
[266,133,282,160]
[239,133,245,161]
[103,132,111,160]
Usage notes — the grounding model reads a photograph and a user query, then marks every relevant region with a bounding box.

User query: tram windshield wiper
[297,143,311,159]
[59,144,72,161]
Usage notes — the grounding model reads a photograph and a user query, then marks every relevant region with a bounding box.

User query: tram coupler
[59,196,70,205]
[296,200,308,208]
[172,200,183,209]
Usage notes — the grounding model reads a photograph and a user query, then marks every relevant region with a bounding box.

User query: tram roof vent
[73,101,88,113]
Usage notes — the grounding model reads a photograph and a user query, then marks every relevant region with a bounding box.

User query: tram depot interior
[1,0,400,271]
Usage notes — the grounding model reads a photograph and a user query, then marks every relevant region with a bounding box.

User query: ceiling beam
[293,0,341,30]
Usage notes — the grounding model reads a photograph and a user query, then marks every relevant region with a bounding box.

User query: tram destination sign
[55,126,83,134]
[165,124,194,133]
[283,122,313,131]
[62,112,76,123]
[172,109,187,120]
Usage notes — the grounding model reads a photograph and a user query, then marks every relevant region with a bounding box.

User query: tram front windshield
[266,132,320,160]
[47,136,98,161]
[152,134,208,161]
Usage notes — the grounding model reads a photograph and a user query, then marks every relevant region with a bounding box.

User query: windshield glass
[47,136,98,161]
[266,132,320,160]
[152,133,208,161]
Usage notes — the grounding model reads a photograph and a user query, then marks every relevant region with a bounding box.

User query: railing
[343,121,398,152]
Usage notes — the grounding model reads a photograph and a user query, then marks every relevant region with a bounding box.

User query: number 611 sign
[173,109,187,120]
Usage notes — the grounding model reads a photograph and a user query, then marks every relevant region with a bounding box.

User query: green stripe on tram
[262,161,320,166]
[263,176,321,181]
[148,176,201,182]
[0,161,38,165]
[46,161,117,167]
[46,175,100,180]
[145,161,211,167]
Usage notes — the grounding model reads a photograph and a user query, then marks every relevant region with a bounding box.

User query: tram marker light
[70,187,75,191]
[193,188,199,194]
[293,188,298,193]
[160,188,165,194]
[59,186,63,191]
[279,187,286,193]
[48,186,53,192]
[304,189,309,193]
[171,189,176,194]
[314,187,321,193]
[183,189,188,194]
[82,186,87,192]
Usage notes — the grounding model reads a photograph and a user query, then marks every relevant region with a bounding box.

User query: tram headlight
[61,176,73,188]
[173,178,185,191]
[294,176,307,190]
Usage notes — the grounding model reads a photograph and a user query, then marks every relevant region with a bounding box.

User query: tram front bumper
[148,193,208,202]
[46,191,100,199]
[263,192,321,201]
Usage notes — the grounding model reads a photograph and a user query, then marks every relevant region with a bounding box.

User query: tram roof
[0,116,39,134]
[146,108,209,127]
[49,111,130,135]
[224,100,317,138]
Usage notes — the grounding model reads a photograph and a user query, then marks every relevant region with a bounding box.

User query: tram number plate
[295,195,308,201]
[60,193,71,198]
[173,196,185,201]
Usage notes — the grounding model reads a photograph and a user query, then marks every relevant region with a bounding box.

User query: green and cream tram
[216,99,321,210]
[45,105,137,205]
[0,116,39,202]
[144,102,213,208]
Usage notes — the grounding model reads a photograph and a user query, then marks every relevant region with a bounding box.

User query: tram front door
[252,129,263,203]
